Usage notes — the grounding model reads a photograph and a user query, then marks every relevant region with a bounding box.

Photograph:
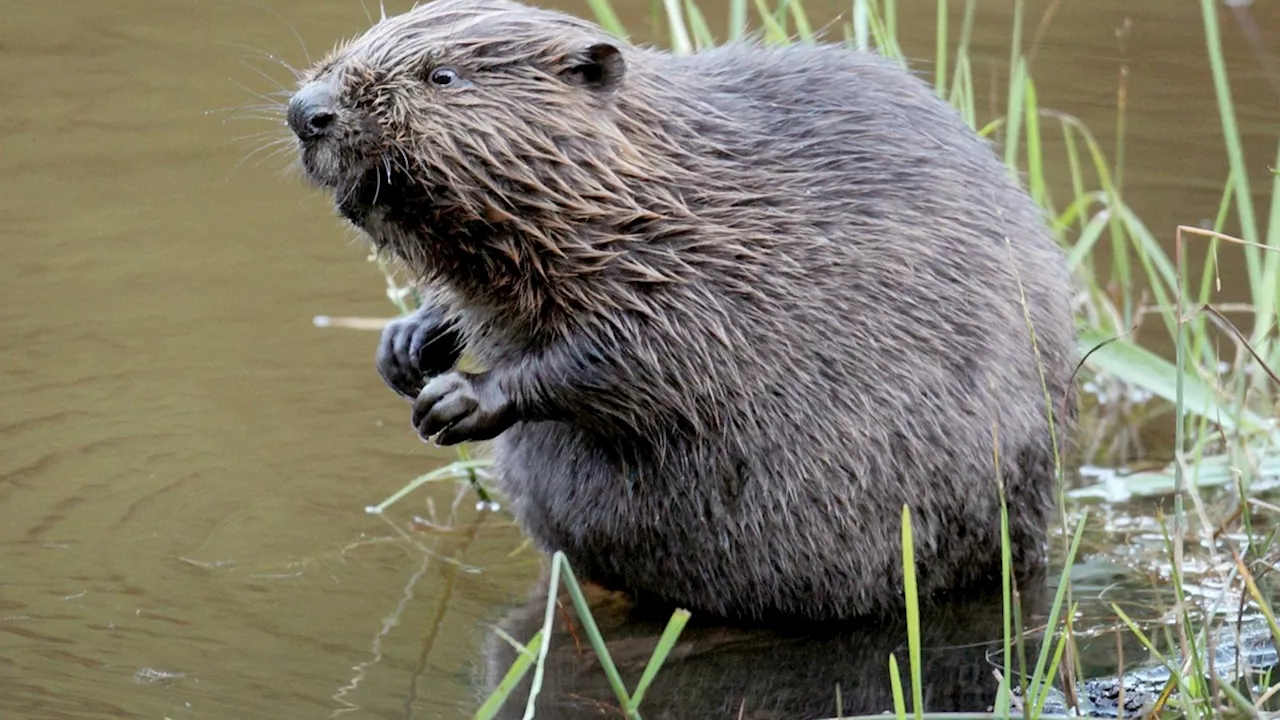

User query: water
[2,1,1277,718]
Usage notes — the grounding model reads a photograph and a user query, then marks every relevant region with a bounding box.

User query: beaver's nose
[287,82,337,141]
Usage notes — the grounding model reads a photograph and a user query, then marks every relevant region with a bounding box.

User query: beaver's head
[285,0,660,274]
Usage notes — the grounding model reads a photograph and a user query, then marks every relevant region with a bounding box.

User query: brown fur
[282,0,1079,623]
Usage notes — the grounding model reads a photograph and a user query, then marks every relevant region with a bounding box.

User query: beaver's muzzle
[287,81,338,142]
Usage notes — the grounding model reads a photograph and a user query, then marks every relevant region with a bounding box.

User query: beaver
[282,0,1079,623]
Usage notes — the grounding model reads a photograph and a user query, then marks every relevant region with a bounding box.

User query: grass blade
[661,0,693,54]
[683,0,716,50]
[626,608,692,712]
[473,631,543,720]
[752,0,789,44]
[934,0,947,97]
[1078,328,1271,434]
[901,505,924,720]
[1026,512,1088,717]
[556,554,636,715]
[727,0,748,41]
[366,459,493,514]
[889,653,908,720]
[583,0,629,39]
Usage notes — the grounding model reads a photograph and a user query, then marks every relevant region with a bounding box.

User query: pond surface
[2,0,1278,718]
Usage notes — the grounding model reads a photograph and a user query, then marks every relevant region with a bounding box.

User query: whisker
[205,104,280,119]
[229,101,289,111]
[220,117,287,130]
[372,160,385,207]
[215,39,304,80]
[236,59,297,98]
[216,101,289,117]
[226,80,292,113]
[390,141,414,175]
[245,1,313,66]
[209,111,286,130]
[381,142,405,176]
[239,135,295,159]
[337,179,362,209]
[222,112,287,124]
[232,119,288,129]
[231,137,296,174]
[228,129,291,146]
[262,145,300,168]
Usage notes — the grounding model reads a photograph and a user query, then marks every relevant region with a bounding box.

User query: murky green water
[3,1,1278,718]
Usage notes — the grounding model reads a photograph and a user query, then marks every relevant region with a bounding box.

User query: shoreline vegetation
[310,0,1280,716]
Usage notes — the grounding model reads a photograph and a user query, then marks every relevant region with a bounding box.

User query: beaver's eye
[429,67,459,87]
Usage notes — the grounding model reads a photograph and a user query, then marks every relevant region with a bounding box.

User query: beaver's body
[284,0,1078,622]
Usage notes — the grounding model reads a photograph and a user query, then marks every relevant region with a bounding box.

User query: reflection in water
[479,576,1047,719]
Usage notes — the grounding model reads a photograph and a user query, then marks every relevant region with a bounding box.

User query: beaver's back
[606,42,1077,433]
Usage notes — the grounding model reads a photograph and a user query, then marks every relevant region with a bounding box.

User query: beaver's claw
[375,305,463,400]
[412,371,517,445]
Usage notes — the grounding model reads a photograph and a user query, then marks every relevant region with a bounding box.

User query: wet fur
[288,0,1079,622]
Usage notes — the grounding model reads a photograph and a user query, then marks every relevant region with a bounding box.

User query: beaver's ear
[559,42,625,92]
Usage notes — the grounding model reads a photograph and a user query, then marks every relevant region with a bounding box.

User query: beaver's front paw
[412,371,517,445]
[376,306,464,400]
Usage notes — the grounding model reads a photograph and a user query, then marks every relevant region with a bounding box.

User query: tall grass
[344,0,1280,716]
